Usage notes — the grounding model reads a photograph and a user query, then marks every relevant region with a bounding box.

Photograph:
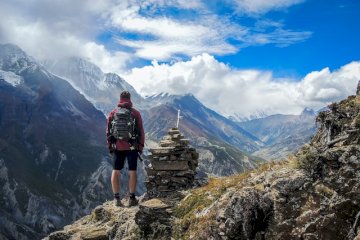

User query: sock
[114,193,120,199]
[129,193,135,199]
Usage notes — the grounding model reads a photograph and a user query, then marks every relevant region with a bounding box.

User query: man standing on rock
[106,91,145,207]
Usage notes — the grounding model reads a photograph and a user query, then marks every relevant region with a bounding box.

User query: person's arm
[136,112,145,152]
[106,111,115,152]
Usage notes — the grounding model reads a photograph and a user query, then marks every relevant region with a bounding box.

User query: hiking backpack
[110,107,137,142]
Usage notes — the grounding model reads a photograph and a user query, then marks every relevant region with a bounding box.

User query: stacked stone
[145,128,199,197]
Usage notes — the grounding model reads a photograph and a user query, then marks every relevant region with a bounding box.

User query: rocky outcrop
[45,194,184,240]
[145,128,199,198]
[45,84,360,240]
[176,84,360,239]
[45,201,140,240]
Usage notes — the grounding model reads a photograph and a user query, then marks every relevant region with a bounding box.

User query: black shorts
[113,150,138,171]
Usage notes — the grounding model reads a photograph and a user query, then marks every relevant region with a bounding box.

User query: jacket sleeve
[106,111,114,144]
[136,112,145,151]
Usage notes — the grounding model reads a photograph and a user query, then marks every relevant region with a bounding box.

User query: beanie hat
[120,91,131,99]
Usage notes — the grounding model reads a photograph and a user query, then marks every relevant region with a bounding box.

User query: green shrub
[355,113,360,128]
[297,144,320,176]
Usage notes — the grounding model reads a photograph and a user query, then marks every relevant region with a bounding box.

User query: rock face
[175,85,360,239]
[135,198,173,239]
[145,128,199,198]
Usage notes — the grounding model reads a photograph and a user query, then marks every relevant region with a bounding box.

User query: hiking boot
[128,197,138,207]
[114,198,124,207]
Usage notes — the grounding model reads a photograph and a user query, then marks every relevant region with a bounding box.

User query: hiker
[106,91,145,207]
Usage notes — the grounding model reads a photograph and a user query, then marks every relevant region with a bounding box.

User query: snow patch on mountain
[54,152,67,181]
[0,70,23,87]
[229,110,269,122]
[65,101,90,120]
[145,92,197,108]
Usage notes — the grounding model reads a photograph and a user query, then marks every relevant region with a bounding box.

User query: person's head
[120,91,131,100]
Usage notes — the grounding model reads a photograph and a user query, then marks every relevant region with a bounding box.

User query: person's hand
[107,136,116,143]
[108,144,114,154]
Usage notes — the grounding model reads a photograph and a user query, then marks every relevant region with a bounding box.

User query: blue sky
[217,0,360,78]
[1,0,359,117]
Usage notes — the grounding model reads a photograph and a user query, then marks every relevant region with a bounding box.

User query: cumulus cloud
[125,54,360,117]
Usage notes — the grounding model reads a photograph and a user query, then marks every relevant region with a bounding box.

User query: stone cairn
[145,128,199,198]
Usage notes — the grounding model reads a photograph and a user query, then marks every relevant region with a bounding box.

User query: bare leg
[111,170,121,195]
[128,170,137,194]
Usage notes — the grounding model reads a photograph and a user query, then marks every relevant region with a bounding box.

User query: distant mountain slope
[44,57,143,115]
[143,94,263,174]
[238,108,317,159]
[145,93,263,153]
[0,44,114,239]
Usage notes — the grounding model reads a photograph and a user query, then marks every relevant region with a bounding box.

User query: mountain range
[238,107,318,160]
[0,43,319,239]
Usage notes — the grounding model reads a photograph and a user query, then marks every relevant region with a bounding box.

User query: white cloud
[82,42,131,73]
[245,28,312,47]
[107,0,311,60]
[233,0,304,14]
[138,0,205,10]
[0,0,131,73]
[125,54,360,117]
[108,3,245,60]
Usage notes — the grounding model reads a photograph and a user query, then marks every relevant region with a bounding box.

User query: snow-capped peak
[0,43,36,72]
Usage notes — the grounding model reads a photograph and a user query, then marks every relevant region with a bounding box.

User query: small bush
[314,184,334,198]
[354,113,360,128]
[297,145,320,177]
